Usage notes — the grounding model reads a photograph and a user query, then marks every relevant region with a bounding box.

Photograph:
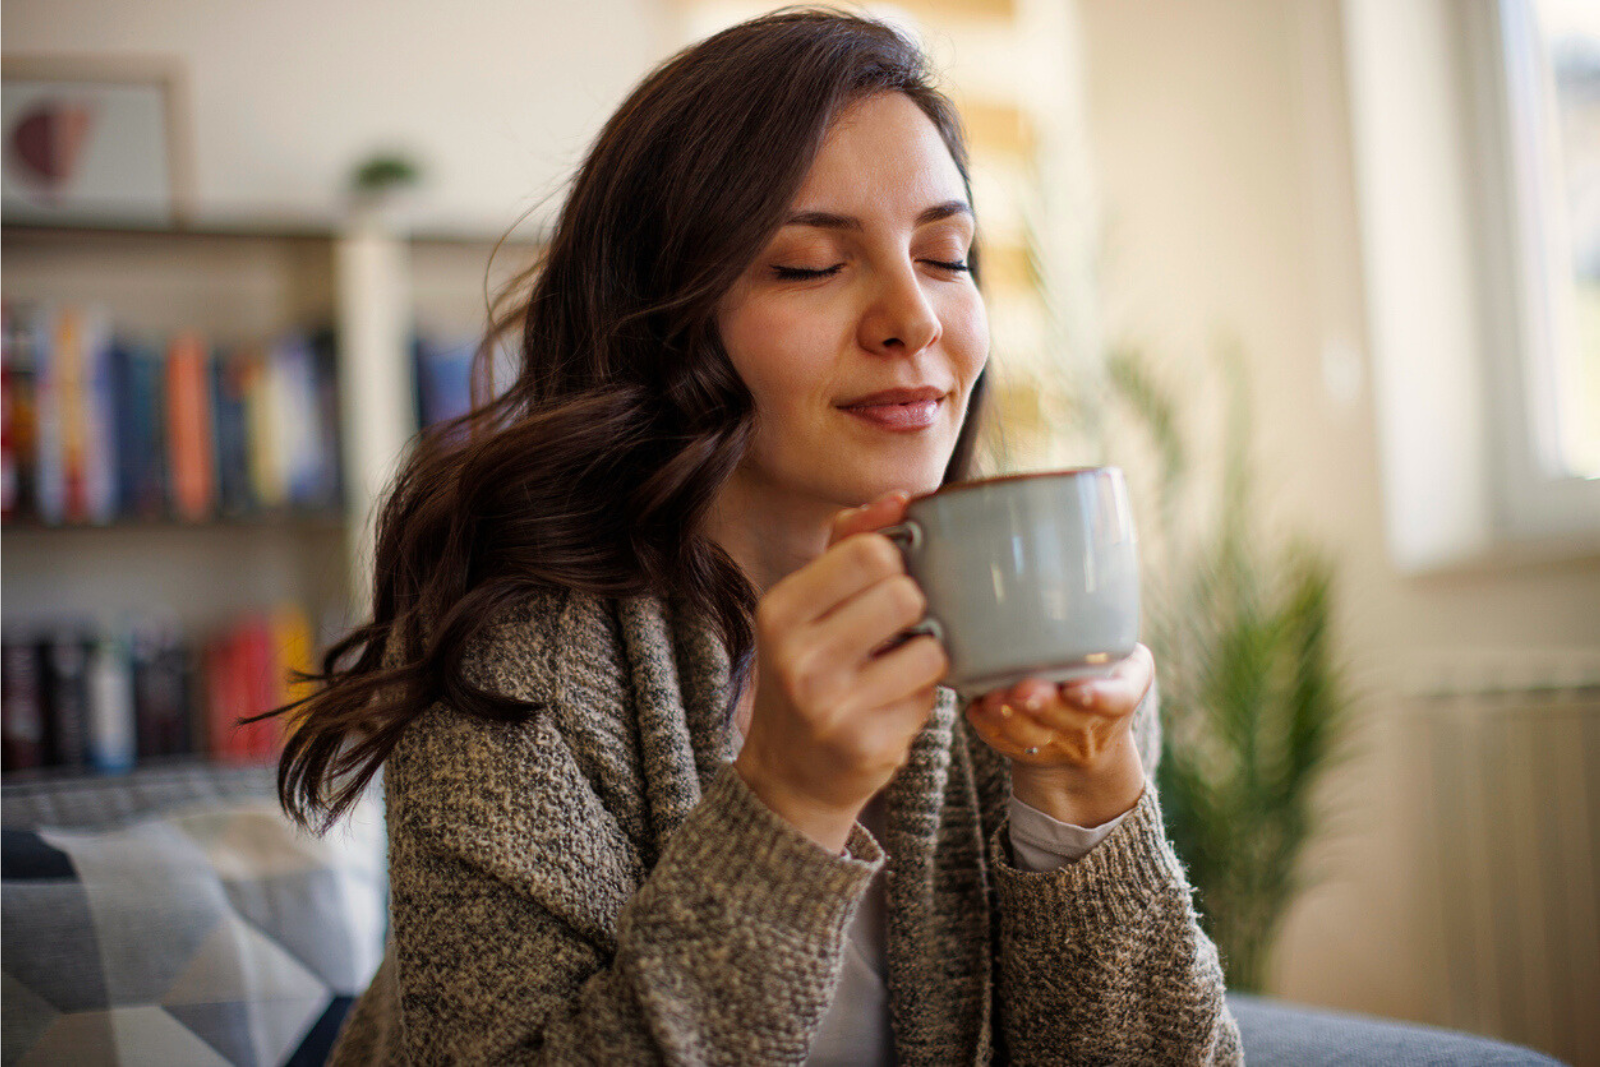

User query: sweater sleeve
[978,676,1245,1064]
[332,700,885,1066]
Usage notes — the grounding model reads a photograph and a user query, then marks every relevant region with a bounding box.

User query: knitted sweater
[328,586,1242,1065]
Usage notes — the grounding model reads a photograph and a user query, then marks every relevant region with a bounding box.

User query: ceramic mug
[880,466,1140,700]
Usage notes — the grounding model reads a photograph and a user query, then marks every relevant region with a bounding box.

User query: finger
[863,683,943,749]
[976,689,1010,720]
[1014,691,1098,736]
[1006,677,1059,713]
[813,573,927,666]
[964,701,1055,761]
[963,702,1015,754]
[852,633,947,710]
[992,700,1057,748]
[827,490,912,548]
[1061,647,1154,714]
[763,531,907,629]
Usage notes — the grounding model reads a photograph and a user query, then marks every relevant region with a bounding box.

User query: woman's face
[716,91,989,510]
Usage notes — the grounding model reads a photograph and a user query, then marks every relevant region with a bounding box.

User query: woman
[269,8,1242,1064]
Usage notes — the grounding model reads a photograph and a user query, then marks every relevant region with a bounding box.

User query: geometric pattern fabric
[2,793,384,1066]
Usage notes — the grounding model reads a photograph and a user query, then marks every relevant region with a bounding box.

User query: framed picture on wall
[1,55,195,227]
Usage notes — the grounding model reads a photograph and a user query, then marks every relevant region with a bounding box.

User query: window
[1343,0,1600,572]
[1497,0,1599,481]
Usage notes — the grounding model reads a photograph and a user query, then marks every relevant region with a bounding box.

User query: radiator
[1407,656,1600,1066]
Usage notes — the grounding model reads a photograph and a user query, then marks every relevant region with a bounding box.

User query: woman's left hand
[963,643,1155,826]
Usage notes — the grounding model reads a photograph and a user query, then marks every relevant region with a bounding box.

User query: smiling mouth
[839,396,943,431]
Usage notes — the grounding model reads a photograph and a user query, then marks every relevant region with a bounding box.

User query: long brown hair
[261,6,991,832]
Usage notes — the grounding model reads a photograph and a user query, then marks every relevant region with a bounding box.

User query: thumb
[827,490,912,548]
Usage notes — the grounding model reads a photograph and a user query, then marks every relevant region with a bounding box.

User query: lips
[838,386,949,432]
[839,386,948,407]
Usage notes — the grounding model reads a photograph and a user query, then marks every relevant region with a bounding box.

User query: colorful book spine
[271,602,316,739]
[2,639,46,771]
[211,348,253,517]
[31,304,65,524]
[415,333,477,445]
[113,338,169,520]
[130,619,193,759]
[6,308,40,524]
[166,332,216,522]
[42,630,91,768]
[240,346,286,510]
[82,309,118,525]
[2,303,15,521]
[86,633,136,773]
[55,307,91,523]
[202,629,242,762]
[237,615,279,760]
[313,327,344,510]
[274,334,331,508]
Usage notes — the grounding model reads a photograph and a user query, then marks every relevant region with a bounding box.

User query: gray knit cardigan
[328,586,1243,1065]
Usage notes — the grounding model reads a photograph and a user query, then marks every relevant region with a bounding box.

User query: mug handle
[878,521,945,646]
[880,520,923,553]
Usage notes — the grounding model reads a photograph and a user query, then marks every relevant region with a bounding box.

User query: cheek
[721,300,837,413]
[943,291,990,383]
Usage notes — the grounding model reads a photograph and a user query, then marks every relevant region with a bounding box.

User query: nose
[858,262,941,357]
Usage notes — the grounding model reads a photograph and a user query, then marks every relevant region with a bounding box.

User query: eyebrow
[782,199,973,231]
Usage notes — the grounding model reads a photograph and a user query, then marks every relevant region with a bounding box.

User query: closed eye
[772,264,844,280]
[773,260,969,280]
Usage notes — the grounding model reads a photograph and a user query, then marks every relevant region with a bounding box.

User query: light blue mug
[881,467,1141,700]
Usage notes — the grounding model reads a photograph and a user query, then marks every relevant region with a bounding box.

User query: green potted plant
[1101,343,1360,993]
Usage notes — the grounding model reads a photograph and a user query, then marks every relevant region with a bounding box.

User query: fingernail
[1023,694,1044,713]
[1079,686,1098,709]
[998,704,1014,719]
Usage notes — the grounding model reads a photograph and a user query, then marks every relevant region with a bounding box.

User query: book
[3,305,41,524]
[202,626,244,762]
[212,347,255,517]
[203,613,281,764]
[166,332,217,521]
[239,345,285,510]
[2,303,16,521]
[414,333,477,442]
[86,633,136,774]
[273,333,336,509]
[270,602,317,740]
[312,326,344,510]
[41,629,92,768]
[81,309,118,525]
[2,639,46,771]
[111,337,169,521]
[30,303,65,524]
[130,617,194,759]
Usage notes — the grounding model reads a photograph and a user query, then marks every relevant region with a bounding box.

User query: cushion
[1227,992,1569,1066]
[2,769,385,1067]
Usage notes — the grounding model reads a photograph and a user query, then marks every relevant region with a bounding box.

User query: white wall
[2,0,667,235]
[1077,0,1600,1031]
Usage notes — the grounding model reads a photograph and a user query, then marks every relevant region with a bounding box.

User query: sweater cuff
[1006,794,1130,870]
[664,762,885,937]
[992,783,1191,929]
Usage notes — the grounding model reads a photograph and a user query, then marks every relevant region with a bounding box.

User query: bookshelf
[1,220,541,777]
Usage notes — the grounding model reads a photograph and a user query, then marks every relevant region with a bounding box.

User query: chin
[839,462,949,506]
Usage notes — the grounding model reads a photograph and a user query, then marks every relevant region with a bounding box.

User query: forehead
[788,92,968,218]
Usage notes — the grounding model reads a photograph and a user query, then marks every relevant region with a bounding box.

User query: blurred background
[2,0,1597,1063]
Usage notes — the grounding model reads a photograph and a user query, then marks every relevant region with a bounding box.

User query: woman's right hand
[731,490,950,852]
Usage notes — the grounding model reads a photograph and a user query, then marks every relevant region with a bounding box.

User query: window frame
[1342,0,1600,575]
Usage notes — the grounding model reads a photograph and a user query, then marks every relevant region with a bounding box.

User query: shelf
[0,753,276,787]
[2,219,547,248]
[2,510,346,535]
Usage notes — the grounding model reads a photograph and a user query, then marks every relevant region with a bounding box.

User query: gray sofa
[0,763,1568,1065]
